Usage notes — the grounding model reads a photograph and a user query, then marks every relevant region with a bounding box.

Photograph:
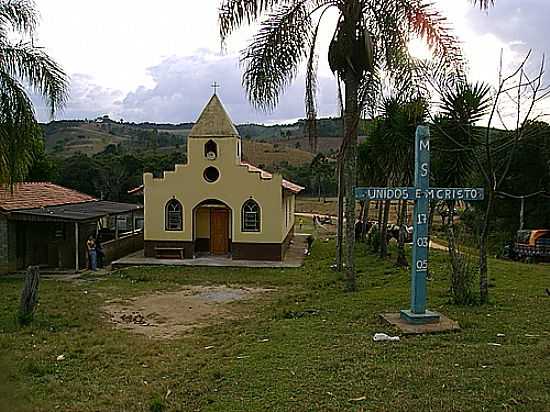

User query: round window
[203,166,220,183]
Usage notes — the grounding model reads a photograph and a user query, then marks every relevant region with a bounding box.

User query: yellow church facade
[143,94,304,261]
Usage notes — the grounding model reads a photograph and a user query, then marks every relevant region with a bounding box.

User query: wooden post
[115,216,119,239]
[519,197,525,230]
[19,266,40,325]
[74,222,79,272]
[131,211,135,234]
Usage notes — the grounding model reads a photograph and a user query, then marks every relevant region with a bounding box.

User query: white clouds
[120,51,338,124]
[33,73,123,121]
[31,1,550,124]
[34,0,253,92]
[35,51,339,124]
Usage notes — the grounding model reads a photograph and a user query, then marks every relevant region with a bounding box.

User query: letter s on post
[420,163,428,177]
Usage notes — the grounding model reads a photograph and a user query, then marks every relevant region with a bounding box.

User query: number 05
[416,260,428,271]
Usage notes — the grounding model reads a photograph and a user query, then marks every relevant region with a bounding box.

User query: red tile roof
[240,162,304,193]
[0,182,96,212]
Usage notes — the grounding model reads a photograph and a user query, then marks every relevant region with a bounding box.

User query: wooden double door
[210,209,230,255]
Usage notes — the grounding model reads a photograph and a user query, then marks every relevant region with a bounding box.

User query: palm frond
[219,0,287,43]
[305,8,331,153]
[241,2,312,110]
[0,41,69,116]
[401,0,464,72]
[470,0,494,9]
[358,69,381,118]
[0,68,40,189]
[439,81,492,124]
[0,0,38,35]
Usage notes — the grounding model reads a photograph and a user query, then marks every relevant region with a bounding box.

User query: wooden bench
[155,247,184,260]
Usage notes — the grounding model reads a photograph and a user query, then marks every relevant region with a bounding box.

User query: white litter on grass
[496,333,505,337]
[373,333,400,342]
[488,343,502,346]
[56,354,65,361]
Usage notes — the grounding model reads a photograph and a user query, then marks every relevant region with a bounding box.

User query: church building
[143,94,304,261]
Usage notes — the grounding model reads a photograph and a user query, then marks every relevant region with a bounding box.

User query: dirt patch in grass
[104,286,274,339]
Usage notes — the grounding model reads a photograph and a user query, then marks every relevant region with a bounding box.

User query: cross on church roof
[211,81,220,95]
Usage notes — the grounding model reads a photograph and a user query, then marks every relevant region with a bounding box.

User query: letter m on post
[420,140,430,151]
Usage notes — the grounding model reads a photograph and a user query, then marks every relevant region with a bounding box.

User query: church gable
[189,94,239,138]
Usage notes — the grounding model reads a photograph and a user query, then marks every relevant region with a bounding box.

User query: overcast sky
[30,0,548,125]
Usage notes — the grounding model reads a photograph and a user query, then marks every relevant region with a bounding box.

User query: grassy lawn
[1,242,549,411]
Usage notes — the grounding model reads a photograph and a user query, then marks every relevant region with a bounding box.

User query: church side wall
[282,191,296,239]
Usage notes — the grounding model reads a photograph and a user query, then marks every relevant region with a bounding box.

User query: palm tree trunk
[396,199,408,266]
[446,200,457,255]
[375,201,383,253]
[362,200,370,242]
[358,200,365,240]
[336,161,344,271]
[379,199,390,258]
[479,189,494,304]
[343,71,359,291]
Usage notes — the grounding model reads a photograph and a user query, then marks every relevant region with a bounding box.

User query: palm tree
[0,0,69,190]
[219,0,495,291]
[431,81,491,303]
[310,153,330,201]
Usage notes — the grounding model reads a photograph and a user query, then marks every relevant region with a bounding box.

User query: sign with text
[355,187,484,201]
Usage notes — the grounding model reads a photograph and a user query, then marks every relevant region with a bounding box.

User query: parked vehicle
[504,229,550,262]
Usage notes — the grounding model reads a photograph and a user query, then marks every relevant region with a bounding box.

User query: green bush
[149,396,165,412]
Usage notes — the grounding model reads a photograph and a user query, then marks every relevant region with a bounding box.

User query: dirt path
[104,286,274,339]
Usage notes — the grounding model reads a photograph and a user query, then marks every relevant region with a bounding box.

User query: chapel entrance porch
[193,200,232,257]
[112,234,306,269]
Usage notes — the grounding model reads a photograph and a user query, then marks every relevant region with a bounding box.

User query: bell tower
[187,93,241,167]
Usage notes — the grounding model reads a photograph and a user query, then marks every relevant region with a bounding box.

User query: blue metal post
[411,126,429,313]
[400,126,439,324]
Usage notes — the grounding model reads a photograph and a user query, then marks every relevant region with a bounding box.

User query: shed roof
[0,182,96,212]
[9,200,143,222]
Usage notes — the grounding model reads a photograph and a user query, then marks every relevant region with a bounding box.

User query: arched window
[165,199,183,231]
[242,199,260,232]
[204,139,217,159]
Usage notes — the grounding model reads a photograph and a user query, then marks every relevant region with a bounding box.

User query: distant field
[43,122,315,167]
[157,128,191,137]
[272,136,367,154]
[242,140,314,167]
[44,123,130,155]
[296,197,416,224]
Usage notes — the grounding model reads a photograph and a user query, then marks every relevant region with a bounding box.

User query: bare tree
[477,52,549,302]
[430,51,549,303]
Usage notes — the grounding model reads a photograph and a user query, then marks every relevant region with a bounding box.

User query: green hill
[41,119,316,168]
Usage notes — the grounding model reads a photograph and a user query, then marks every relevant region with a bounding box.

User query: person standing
[86,236,97,271]
[96,236,104,269]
